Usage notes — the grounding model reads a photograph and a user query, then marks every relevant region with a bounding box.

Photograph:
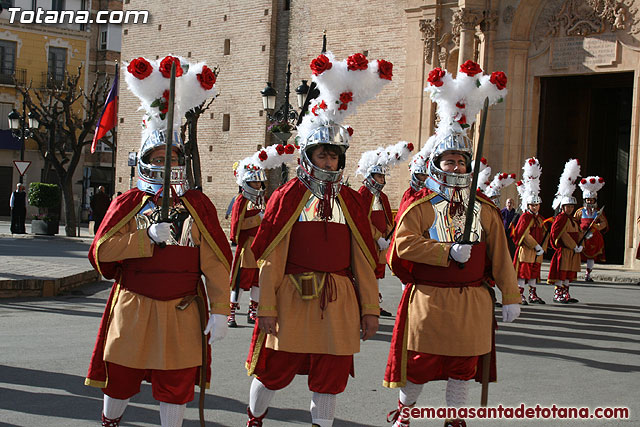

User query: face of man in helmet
[562,204,575,215]
[248,181,262,190]
[439,152,467,173]
[528,203,540,214]
[415,173,427,182]
[585,197,596,206]
[372,173,385,185]
[149,146,180,166]
[310,145,340,171]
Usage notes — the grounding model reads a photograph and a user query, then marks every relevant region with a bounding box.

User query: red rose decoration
[127,57,153,80]
[598,177,605,183]
[481,157,487,164]
[528,158,536,165]
[590,177,596,184]
[276,144,285,155]
[457,115,467,125]
[284,144,295,154]
[427,68,446,87]
[377,59,393,80]
[258,150,268,161]
[310,54,332,76]
[346,127,354,136]
[456,102,466,109]
[338,103,348,111]
[407,143,414,152]
[318,100,327,110]
[510,173,516,179]
[516,180,523,186]
[197,65,216,90]
[162,90,170,100]
[459,60,482,76]
[339,91,353,104]
[500,173,508,179]
[490,71,507,90]
[159,56,184,78]
[311,105,318,116]
[347,53,368,71]
[580,178,587,184]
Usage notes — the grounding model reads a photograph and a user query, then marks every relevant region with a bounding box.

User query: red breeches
[406,351,478,384]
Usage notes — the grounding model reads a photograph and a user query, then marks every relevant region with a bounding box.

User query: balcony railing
[41,72,66,89]
[0,68,27,86]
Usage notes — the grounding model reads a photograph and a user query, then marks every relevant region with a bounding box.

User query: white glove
[377,237,390,250]
[502,303,521,323]
[585,231,593,240]
[204,313,228,345]
[574,245,583,253]
[449,243,472,263]
[534,244,544,256]
[147,222,171,244]
[259,211,264,219]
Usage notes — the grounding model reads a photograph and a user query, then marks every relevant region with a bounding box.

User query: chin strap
[317,181,336,221]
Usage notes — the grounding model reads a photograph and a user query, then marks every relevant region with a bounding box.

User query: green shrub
[28,182,61,209]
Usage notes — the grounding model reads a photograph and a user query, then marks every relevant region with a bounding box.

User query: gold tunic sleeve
[191,225,231,315]
[351,234,380,316]
[256,231,290,318]
[560,227,578,249]
[98,218,154,262]
[481,206,521,305]
[394,203,451,267]
[595,214,608,232]
[522,229,539,249]
[241,214,262,230]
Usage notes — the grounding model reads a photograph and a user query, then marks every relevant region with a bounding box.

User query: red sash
[121,246,201,300]
[371,210,387,234]
[285,222,351,274]
[411,242,486,288]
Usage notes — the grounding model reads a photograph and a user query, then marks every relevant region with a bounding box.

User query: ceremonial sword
[575,206,605,247]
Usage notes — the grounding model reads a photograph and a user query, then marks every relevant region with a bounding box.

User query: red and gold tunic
[229,195,262,290]
[512,211,549,280]
[383,187,520,388]
[85,189,232,389]
[574,207,608,263]
[547,212,582,283]
[358,185,394,279]
[246,179,379,374]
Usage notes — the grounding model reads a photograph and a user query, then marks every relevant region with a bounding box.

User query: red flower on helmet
[581,179,587,184]
[258,150,268,161]
[528,158,536,165]
[598,177,605,183]
[407,143,414,152]
[377,59,393,80]
[127,57,153,80]
[347,53,368,71]
[456,101,466,109]
[310,54,332,76]
[481,157,487,164]
[457,115,467,125]
[159,56,184,78]
[510,173,516,179]
[490,71,507,90]
[276,144,285,155]
[318,100,327,110]
[516,180,523,186]
[339,91,353,104]
[427,68,446,87]
[284,144,295,154]
[346,126,354,136]
[338,103,348,111]
[459,60,482,77]
[590,177,596,184]
[197,65,216,90]
[311,105,318,116]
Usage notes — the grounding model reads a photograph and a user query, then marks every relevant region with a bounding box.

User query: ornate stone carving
[451,8,483,46]
[540,0,634,39]
[419,18,440,63]
[503,5,515,24]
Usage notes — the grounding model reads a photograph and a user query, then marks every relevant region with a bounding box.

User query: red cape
[229,195,261,289]
[357,185,393,232]
[85,188,232,389]
[251,178,378,271]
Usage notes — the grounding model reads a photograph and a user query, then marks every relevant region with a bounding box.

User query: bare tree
[16,64,111,237]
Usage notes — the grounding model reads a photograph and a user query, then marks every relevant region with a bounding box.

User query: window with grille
[0,40,16,85]
[0,103,13,130]
[100,29,108,50]
[48,47,67,85]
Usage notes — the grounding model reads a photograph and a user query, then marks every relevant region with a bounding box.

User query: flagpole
[111,63,118,196]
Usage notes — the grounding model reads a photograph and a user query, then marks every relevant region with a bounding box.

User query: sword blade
[161,62,177,221]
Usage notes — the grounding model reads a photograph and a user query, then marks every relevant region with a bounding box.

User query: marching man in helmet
[228,145,297,327]
[513,157,549,305]
[85,56,232,427]
[384,62,521,427]
[547,159,583,303]
[244,51,393,427]
[356,140,414,315]
[575,176,608,282]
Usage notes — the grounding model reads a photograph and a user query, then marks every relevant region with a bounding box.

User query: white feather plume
[356,141,414,177]
[475,157,492,193]
[517,157,542,211]
[410,136,436,173]
[552,159,581,210]
[578,176,605,198]
[485,172,516,199]
[235,144,298,186]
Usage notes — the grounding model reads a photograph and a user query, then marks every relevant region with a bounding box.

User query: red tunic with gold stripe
[547,212,582,283]
[358,185,394,279]
[574,207,608,263]
[229,195,262,291]
[512,211,549,280]
[85,188,232,391]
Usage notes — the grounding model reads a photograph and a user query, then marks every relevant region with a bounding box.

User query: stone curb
[0,233,94,242]
[0,269,101,298]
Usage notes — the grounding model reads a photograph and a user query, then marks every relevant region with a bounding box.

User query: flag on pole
[91,68,119,153]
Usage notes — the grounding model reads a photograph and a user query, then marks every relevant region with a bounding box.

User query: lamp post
[260,62,313,184]
[8,103,39,183]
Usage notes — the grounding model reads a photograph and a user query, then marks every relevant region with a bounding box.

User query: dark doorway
[0,166,13,216]
[537,72,632,264]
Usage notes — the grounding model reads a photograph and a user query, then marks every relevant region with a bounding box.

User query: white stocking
[445,379,469,408]
[250,286,260,302]
[527,279,537,288]
[159,402,186,427]
[310,392,336,427]
[517,278,525,289]
[103,395,129,420]
[249,378,275,418]
[587,259,595,270]
[231,288,243,304]
[399,380,424,406]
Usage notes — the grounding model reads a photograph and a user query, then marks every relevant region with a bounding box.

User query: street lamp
[8,104,38,183]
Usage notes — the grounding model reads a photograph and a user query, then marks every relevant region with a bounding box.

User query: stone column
[455,8,482,65]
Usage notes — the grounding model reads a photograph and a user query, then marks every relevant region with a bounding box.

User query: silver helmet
[560,195,577,206]
[427,132,473,197]
[241,168,267,208]
[364,164,388,195]
[526,194,542,206]
[137,129,187,196]
[298,122,350,199]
